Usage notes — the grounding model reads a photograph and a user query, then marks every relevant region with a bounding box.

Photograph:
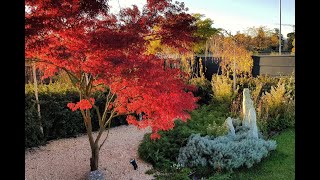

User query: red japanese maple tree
[26,0,198,171]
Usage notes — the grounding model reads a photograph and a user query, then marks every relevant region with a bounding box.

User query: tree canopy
[25,0,199,140]
[192,13,220,54]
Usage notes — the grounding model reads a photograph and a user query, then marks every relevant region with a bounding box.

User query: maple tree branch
[92,104,103,127]
[79,73,87,94]
[80,109,95,148]
[111,113,125,118]
[105,88,112,102]
[85,73,94,96]
[92,83,104,88]
[94,110,116,145]
[103,110,116,129]
[80,110,88,129]
[99,120,111,150]
[101,92,115,125]
[101,85,127,125]
[25,58,81,86]
[80,91,103,128]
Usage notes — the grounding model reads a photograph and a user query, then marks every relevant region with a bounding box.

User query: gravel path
[25,125,154,180]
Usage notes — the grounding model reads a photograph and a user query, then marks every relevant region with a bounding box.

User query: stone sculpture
[225,117,235,136]
[224,88,258,138]
[242,88,254,127]
[248,107,258,138]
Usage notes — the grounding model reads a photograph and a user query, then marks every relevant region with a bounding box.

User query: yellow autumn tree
[233,32,253,51]
[209,36,253,76]
[292,38,295,53]
[209,35,253,90]
[145,26,196,78]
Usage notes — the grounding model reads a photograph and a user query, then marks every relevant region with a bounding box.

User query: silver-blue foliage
[177,127,277,171]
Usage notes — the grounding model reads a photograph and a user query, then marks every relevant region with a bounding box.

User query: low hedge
[25,83,127,148]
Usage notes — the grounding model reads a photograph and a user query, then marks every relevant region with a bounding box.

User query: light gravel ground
[25,125,154,180]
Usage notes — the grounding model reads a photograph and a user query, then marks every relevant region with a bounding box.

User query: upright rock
[242,88,254,127]
[248,107,258,139]
[225,117,236,136]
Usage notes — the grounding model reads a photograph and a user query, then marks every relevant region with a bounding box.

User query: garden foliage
[177,129,277,171]
[139,75,294,179]
[211,74,236,104]
[257,80,295,133]
[25,83,127,148]
[189,77,212,105]
[138,104,229,169]
[232,75,295,135]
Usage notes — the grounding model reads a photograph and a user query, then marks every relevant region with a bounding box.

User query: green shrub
[206,120,228,137]
[138,104,229,170]
[211,75,235,104]
[25,83,127,148]
[237,75,280,93]
[251,82,263,105]
[25,95,46,148]
[154,167,192,180]
[257,80,295,134]
[177,129,277,171]
[261,82,287,114]
[208,172,232,180]
[231,75,295,135]
[189,77,212,105]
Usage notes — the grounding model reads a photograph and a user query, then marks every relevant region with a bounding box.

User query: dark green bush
[25,83,127,148]
[211,75,235,104]
[25,95,46,148]
[154,167,192,180]
[38,92,86,140]
[189,77,212,105]
[138,104,229,170]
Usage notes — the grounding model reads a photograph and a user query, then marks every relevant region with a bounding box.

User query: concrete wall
[252,55,295,77]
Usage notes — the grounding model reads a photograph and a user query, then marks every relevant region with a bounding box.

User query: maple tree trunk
[90,143,99,171]
[81,107,101,171]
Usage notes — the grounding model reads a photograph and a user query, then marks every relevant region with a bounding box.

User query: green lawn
[230,129,295,180]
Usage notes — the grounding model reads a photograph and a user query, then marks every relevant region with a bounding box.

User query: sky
[108,0,295,37]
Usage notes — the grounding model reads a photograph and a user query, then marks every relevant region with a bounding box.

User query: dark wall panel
[196,55,295,79]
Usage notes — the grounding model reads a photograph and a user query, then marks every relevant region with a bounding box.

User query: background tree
[243,26,285,53]
[192,13,220,54]
[291,38,295,53]
[145,13,220,78]
[248,26,272,51]
[286,32,295,51]
[145,25,196,77]
[270,28,284,51]
[209,34,253,90]
[26,0,198,171]
[233,31,253,51]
